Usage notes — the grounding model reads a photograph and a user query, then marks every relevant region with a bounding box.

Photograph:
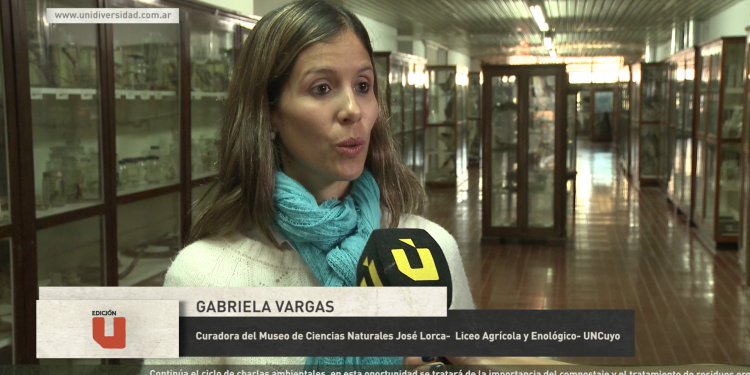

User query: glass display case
[467,72,481,166]
[28,0,102,219]
[117,193,180,287]
[425,65,469,187]
[190,15,235,181]
[113,21,180,196]
[742,28,750,281]
[0,2,16,363]
[616,65,631,175]
[481,64,567,243]
[693,37,745,247]
[373,52,427,182]
[4,0,257,364]
[592,87,614,142]
[577,89,591,136]
[665,47,699,219]
[629,62,668,187]
[566,87,577,175]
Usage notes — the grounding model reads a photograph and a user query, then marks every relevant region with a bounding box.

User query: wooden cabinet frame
[480,64,568,243]
[1,0,258,363]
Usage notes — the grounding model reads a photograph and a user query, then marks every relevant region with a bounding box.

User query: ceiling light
[549,49,558,59]
[544,36,554,51]
[530,5,549,32]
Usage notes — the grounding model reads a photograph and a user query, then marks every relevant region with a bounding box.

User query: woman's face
[272,30,378,199]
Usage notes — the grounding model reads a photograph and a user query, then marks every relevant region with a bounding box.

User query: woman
[144,0,473,370]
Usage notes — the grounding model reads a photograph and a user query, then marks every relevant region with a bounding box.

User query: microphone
[356,228,453,308]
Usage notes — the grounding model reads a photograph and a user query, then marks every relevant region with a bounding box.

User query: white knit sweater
[143,214,474,368]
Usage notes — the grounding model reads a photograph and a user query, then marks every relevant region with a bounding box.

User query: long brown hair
[189,0,425,247]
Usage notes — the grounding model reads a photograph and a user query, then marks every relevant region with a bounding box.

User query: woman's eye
[356,82,370,93]
[312,84,331,95]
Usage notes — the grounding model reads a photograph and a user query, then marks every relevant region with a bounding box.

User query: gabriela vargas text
[196,300,335,313]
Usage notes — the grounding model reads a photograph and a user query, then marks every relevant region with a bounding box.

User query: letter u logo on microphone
[92,317,126,349]
[392,238,439,281]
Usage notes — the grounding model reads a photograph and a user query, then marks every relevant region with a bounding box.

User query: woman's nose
[337,88,362,125]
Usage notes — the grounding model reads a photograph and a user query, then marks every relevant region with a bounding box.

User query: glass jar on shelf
[127,54,146,90]
[114,45,127,89]
[145,156,162,185]
[81,156,100,200]
[123,158,141,188]
[136,157,148,186]
[192,139,204,174]
[165,144,178,182]
[144,32,164,90]
[47,146,66,172]
[43,171,65,208]
[61,155,83,203]
[125,158,139,188]
[52,29,81,88]
[200,137,214,173]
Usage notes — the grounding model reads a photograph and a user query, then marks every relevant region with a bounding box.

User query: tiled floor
[422,139,750,365]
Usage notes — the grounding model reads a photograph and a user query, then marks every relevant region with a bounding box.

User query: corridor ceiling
[331,0,746,61]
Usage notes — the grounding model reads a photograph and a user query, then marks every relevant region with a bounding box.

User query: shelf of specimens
[489,75,556,228]
[527,76,556,228]
[566,94,576,172]
[467,73,481,164]
[719,43,745,139]
[426,127,456,182]
[639,66,666,178]
[490,75,518,227]
[26,24,221,290]
[29,23,234,218]
[427,70,457,124]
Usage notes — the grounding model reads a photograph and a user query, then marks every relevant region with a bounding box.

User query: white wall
[358,15,398,53]
[199,0,253,16]
[699,0,750,44]
[448,50,471,67]
[655,42,671,62]
[253,0,290,17]
[411,40,426,58]
[470,59,481,72]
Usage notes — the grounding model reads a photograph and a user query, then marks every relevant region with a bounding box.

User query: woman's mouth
[336,137,366,157]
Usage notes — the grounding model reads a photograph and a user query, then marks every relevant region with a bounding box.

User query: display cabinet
[467,72,481,166]
[481,64,568,243]
[741,28,750,279]
[615,65,631,175]
[664,47,700,219]
[373,52,427,183]
[692,37,745,248]
[566,86,577,176]
[629,62,668,187]
[566,85,577,234]
[425,65,469,187]
[742,28,750,280]
[577,88,591,136]
[592,86,614,142]
[3,0,258,364]
[0,0,21,364]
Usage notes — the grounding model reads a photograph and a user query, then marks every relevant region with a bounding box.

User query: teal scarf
[273,169,402,372]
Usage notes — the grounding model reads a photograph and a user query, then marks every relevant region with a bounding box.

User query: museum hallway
[422,140,750,365]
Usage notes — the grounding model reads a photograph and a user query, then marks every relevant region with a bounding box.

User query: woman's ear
[269,111,280,139]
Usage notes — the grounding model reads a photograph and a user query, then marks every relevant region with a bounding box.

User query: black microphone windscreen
[356,228,452,307]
